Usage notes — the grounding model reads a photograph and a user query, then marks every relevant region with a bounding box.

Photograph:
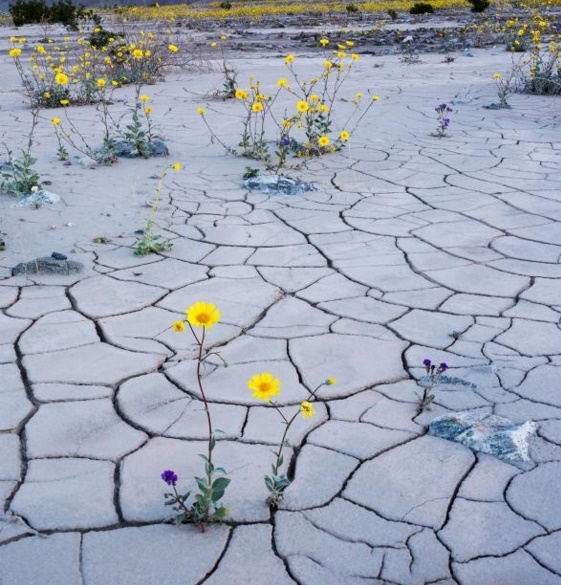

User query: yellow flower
[186,301,220,328]
[297,100,309,113]
[494,72,501,79]
[345,40,355,47]
[60,99,69,106]
[277,77,288,88]
[340,130,350,141]
[96,78,106,87]
[310,94,320,102]
[351,53,360,61]
[300,401,315,419]
[284,54,295,65]
[319,38,329,46]
[173,162,181,171]
[372,95,380,101]
[44,92,51,99]
[318,104,329,113]
[36,45,46,55]
[336,51,347,59]
[318,135,330,147]
[251,102,263,113]
[247,373,280,401]
[324,60,333,69]
[51,117,61,125]
[172,320,185,333]
[210,42,217,47]
[220,35,227,40]
[55,72,69,85]
[197,107,205,115]
[139,94,150,102]
[133,49,143,59]
[168,44,178,52]
[145,106,153,115]
[235,88,248,100]
[9,48,22,57]
[326,377,336,385]
[356,92,363,99]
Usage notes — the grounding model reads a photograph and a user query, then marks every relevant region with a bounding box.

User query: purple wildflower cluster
[423,358,448,375]
[434,103,454,137]
[161,470,178,486]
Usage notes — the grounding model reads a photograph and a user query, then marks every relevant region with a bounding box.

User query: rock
[244,175,316,195]
[51,251,67,260]
[106,139,169,159]
[11,189,60,207]
[429,411,537,462]
[12,256,83,276]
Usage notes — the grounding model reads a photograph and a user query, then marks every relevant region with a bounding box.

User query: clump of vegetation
[467,0,490,13]
[387,8,398,19]
[9,0,99,28]
[346,3,359,12]
[410,2,434,15]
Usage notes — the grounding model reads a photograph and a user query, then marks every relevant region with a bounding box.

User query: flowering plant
[161,301,230,528]
[248,373,335,507]
[433,103,454,137]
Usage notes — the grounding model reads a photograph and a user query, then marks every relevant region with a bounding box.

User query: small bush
[219,1,232,9]
[467,0,489,12]
[410,2,434,14]
[9,0,99,28]
[346,3,359,12]
[387,8,398,19]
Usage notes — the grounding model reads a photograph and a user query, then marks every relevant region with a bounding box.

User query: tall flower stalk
[247,373,335,507]
[162,302,230,529]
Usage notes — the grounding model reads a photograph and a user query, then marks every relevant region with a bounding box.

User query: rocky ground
[0,15,561,585]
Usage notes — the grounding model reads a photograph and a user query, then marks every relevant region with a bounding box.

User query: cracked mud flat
[1,20,561,585]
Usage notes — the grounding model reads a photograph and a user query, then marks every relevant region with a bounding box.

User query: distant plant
[9,0,99,28]
[417,359,448,413]
[135,162,178,256]
[400,35,421,64]
[219,1,232,9]
[162,302,230,528]
[1,109,40,197]
[199,41,380,170]
[433,103,454,137]
[211,36,238,99]
[346,3,359,12]
[387,8,398,19]
[410,2,434,15]
[466,0,489,13]
[248,374,335,507]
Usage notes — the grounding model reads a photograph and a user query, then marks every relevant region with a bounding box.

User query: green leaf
[211,477,230,491]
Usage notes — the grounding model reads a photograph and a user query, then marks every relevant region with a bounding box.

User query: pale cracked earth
[0,23,561,585]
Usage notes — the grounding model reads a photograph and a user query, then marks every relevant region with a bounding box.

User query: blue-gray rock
[244,175,316,196]
[51,252,67,261]
[108,139,169,159]
[429,411,536,462]
[12,257,83,276]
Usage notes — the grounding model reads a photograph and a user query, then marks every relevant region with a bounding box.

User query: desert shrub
[467,0,490,13]
[219,1,232,9]
[9,0,99,28]
[346,3,359,12]
[410,2,434,15]
[387,8,398,19]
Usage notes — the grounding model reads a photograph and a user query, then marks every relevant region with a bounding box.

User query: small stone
[51,252,67,260]
[12,257,83,276]
[429,411,537,462]
[244,175,316,196]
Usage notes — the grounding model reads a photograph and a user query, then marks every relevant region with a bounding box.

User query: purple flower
[280,136,290,147]
[161,470,178,485]
[423,358,432,367]
[439,362,449,371]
